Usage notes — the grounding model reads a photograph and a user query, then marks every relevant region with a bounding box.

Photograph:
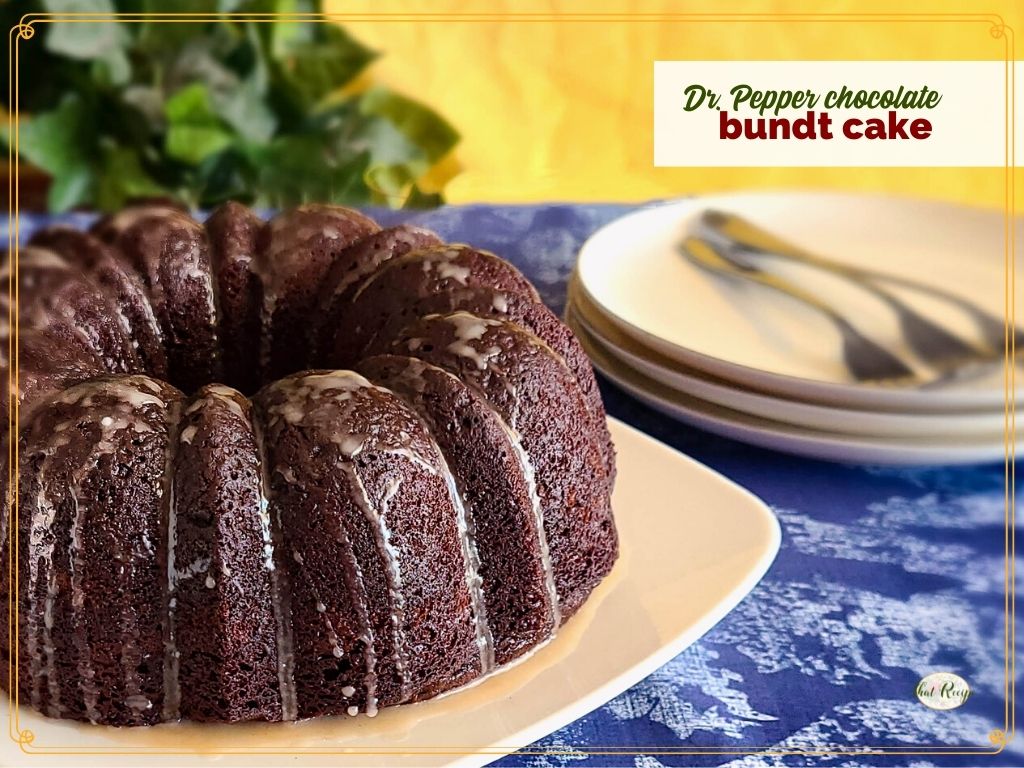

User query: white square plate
[1,418,780,768]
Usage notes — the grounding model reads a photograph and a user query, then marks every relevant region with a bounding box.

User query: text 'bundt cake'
[0,201,618,726]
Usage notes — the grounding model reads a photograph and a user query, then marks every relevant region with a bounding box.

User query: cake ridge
[256,371,390,719]
[397,390,496,675]
[68,478,102,723]
[357,354,557,668]
[63,377,168,722]
[376,474,413,702]
[310,225,443,364]
[334,464,383,717]
[414,339,562,628]
[495,408,562,629]
[30,227,170,380]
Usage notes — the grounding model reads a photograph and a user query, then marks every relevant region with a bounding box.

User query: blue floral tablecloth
[13,204,1021,768]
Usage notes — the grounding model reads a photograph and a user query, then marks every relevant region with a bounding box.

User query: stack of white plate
[567,192,1021,465]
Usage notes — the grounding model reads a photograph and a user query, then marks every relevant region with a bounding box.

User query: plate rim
[573,319,1010,466]
[568,288,1006,438]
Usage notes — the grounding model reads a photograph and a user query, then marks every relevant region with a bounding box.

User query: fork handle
[680,237,846,325]
[701,208,1014,339]
[682,237,916,382]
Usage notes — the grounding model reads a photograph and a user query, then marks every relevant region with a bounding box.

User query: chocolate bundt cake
[0,202,617,726]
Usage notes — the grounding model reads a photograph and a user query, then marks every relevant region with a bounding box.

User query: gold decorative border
[5,9,1017,760]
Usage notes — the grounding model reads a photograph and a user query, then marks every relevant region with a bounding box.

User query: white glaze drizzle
[411,313,519,427]
[350,243,471,302]
[181,237,219,347]
[264,371,368,427]
[90,264,138,355]
[436,260,471,285]
[496,418,561,629]
[42,569,60,715]
[0,479,9,672]
[161,398,183,721]
[118,625,148,717]
[137,378,163,395]
[442,313,502,371]
[120,455,159,718]
[173,557,211,581]
[0,297,8,367]
[312,587,344,658]
[282,500,346,664]
[27,458,59,715]
[258,290,277,378]
[252,416,298,721]
[123,267,165,352]
[67,484,101,721]
[329,228,434,303]
[205,385,246,416]
[57,380,165,409]
[264,371,460,716]
[264,374,440,479]
[343,467,411,702]
[435,448,494,673]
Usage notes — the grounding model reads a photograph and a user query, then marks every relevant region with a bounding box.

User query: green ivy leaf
[194,147,258,206]
[404,184,444,210]
[216,73,277,142]
[359,86,459,164]
[212,22,277,141]
[94,145,169,211]
[164,83,235,164]
[349,117,428,205]
[17,94,94,178]
[248,135,373,207]
[353,113,430,173]
[43,0,131,85]
[265,0,317,58]
[11,95,106,211]
[44,0,126,59]
[364,163,415,202]
[47,166,94,212]
[274,25,378,109]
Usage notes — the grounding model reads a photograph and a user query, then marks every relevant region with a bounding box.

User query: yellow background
[330,0,1021,209]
